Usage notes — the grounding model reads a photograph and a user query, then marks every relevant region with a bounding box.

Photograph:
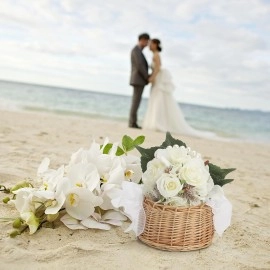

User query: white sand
[0,110,269,270]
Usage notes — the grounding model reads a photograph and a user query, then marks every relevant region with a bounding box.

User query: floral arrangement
[1,132,235,238]
[0,135,145,237]
[136,132,235,207]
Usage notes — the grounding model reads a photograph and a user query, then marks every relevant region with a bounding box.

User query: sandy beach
[0,110,269,270]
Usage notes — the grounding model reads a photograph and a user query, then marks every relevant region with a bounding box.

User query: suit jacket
[129,45,149,86]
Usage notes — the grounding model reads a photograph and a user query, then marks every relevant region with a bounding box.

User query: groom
[128,33,150,129]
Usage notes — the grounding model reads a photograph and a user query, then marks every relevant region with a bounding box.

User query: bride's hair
[151,39,162,52]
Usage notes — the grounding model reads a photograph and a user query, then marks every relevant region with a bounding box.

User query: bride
[143,38,214,138]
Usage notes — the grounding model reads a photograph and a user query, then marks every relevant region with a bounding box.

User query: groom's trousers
[129,85,144,127]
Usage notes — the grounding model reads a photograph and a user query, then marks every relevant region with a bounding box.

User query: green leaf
[208,163,236,187]
[102,143,124,156]
[161,132,187,148]
[136,145,159,172]
[122,135,135,152]
[116,147,125,156]
[133,135,145,146]
[102,143,113,154]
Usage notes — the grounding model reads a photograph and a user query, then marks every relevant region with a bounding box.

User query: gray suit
[129,45,148,127]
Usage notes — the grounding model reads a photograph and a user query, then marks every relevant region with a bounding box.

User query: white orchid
[68,140,102,167]
[122,155,142,184]
[67,163,100,192]
[65,187,103,220]
[101,159,126,186]
[12,188,37,214]
[2,135,146,237]
[37,158,65,191]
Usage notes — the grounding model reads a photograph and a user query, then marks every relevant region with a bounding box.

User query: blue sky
[0,0,269,111]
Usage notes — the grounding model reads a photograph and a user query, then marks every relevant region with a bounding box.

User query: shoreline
[0,109,269,269]
[1,107,269,145]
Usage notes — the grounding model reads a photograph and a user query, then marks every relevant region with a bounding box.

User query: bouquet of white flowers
[1,132,235,252]
[136,132,235,251]
[137,132,235,207]
[0,135,145,237]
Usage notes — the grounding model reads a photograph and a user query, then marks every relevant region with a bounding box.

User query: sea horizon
[1,78,268,114]
[0,79,269,143]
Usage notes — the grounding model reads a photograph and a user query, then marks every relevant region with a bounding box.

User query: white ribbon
[206,194,232,236]
[111,181,145,236]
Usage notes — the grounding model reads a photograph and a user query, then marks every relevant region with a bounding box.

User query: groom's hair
[138,33,150,40]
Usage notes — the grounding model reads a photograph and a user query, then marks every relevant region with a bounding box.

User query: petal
[81,217,111,230]
[107,163,125,185]
[20,212,39,234]
[109,142,119,156]
[102,219,123,226]
[127,164,142,183]
[37,157,50,176]
[60,214,87,230]
[13,188,35,213]
[33,190,55,200]
[45,191,66,215]
[68,148,84,165]
[100,184,122,210]
[102,210,127,221]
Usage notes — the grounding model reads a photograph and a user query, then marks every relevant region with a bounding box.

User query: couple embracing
[128,33,206,137]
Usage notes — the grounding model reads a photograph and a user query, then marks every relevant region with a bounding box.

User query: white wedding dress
[143,65,214,138]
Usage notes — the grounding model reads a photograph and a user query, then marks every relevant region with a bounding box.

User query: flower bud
[12,218,22,229]
[10,181,33,193]
[46,213,59,222]
[2,197,10,204]
[9,230,21,238]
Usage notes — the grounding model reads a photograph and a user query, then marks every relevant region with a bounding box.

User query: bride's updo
[151,39,162,52]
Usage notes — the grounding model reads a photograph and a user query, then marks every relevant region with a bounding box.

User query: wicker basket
[138,197,214,251]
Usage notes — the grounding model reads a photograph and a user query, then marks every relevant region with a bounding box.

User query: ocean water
[0,80,269,143]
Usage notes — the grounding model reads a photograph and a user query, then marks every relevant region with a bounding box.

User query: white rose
[142,159,166,196]
[180,157,210,187]
[155,148,171,167]
[194,171,214,201]
[156,174,183,198]
[168,145,191,165]
[165,196,188,206]
[144,159,166,181]
[155,145,191,167]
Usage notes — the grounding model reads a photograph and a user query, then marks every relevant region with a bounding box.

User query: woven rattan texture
[139,198,214,251]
